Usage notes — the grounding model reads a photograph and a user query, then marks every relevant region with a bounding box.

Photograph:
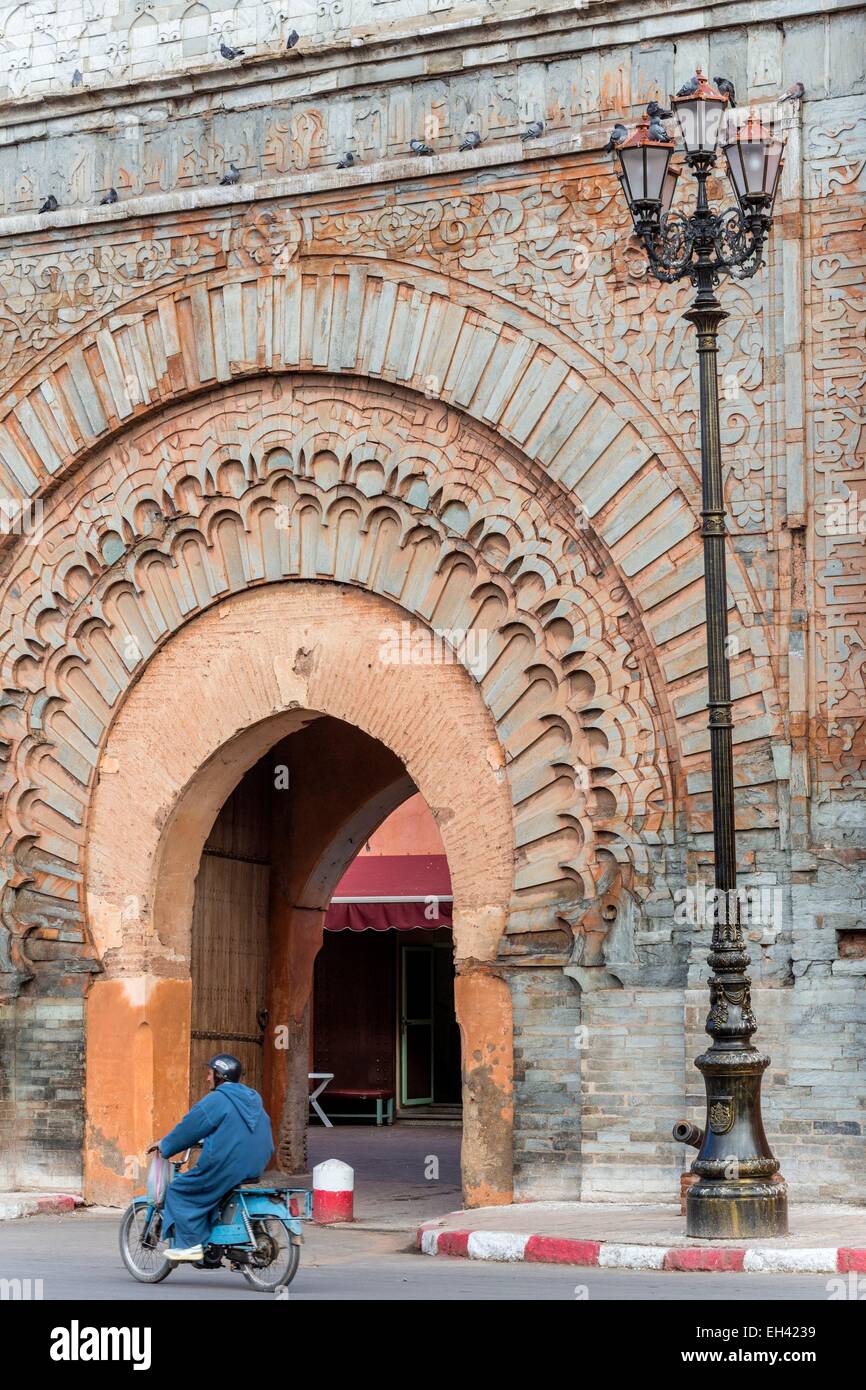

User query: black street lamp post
[612,70,788,1238]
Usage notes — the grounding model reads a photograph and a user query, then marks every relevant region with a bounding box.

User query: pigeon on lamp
[219,163,241,185]
[676,74,701,97]
[648,118,671,143]
[521,120,545,140]
[100,187,118,205]
[71,69,83,87]
[39,194,58,214]
[459,131,482,152]
[409,139,434,156]
[714,76,736,105]
[604,122,628,153]
[219,41,245,60]
[286,29,300,49]
[337,152,355,169]
[780,81,805,102]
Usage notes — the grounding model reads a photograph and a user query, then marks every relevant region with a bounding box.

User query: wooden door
[188,764,272,1106]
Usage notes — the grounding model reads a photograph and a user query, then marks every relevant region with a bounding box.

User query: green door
[400,945,434,1106]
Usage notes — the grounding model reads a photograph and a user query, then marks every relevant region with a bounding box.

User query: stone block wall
[511,969,582,1200]
[0,997,85,1192]
[564,983,866,1206]
[579,989,686,1203]
[686,985,866,1203]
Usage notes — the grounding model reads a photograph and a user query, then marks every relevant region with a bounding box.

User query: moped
[119,1150,311,1291]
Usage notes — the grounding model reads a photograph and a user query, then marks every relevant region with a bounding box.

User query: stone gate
[0,0,863,1206]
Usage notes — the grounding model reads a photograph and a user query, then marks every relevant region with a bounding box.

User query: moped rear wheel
[241,1217,300,1292]
[119,1203,174,1283]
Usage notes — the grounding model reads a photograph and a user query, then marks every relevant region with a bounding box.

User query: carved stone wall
[0,0,863,1202]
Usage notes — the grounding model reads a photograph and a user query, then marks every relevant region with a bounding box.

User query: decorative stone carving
[0,377,679,991]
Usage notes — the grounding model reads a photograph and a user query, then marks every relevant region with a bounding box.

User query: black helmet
[206,1053,242,1085]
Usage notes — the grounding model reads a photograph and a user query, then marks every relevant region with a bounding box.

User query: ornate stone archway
[0,278,785,1199]
[1,373,694,979]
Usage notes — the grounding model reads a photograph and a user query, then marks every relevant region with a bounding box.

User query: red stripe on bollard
[313,1187,354,1224]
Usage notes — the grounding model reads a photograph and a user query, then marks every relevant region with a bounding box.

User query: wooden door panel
[189,852,270,1105]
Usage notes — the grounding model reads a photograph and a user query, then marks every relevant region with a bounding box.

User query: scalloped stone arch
[0,255,759,626]
[1,376,677,986]
[0,254,782,835]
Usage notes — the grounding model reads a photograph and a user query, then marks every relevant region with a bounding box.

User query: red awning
[326,854,452,932]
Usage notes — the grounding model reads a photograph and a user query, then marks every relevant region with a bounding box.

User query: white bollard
[312,1158,354,1224]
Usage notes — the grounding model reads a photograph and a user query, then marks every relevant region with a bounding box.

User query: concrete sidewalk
[417,1202,866,1273]
[281,1121,462,1230]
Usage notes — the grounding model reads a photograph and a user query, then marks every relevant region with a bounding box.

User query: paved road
[0,1211,843,1301]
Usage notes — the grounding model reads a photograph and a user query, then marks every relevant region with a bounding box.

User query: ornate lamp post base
[686,1047,788,1238]
[688,1178,789,1240]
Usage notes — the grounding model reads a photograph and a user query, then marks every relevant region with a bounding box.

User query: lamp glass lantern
[616,125,674,217]
[673,69,729,156]
[723,119,785,210]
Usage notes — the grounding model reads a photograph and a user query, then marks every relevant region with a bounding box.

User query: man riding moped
[147,1053,274,1263]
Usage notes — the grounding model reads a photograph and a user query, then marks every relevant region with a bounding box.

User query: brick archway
[84,582,515,1206]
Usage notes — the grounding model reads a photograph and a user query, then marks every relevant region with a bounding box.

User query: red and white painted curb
[417,1227,866,1274]
[0,1193,82,1222]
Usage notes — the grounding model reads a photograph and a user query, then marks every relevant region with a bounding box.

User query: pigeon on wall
[714,77,736,105]
[459,131,482,152]
[409,139,434,156]
[337,152,355,168]
[39,195,58,213]
[780,81,805,102]
[100,188,118,205]
[521,120,545,140]
[286,30,300,49]
[220,41,245,60]
[71,69,83,87]
[646,101,673,120]
[604,123,628,152]
[219,163,241,185]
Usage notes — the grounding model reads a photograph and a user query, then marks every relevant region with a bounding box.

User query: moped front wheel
[119,1203,174,1283]
[241,1217,300,1292]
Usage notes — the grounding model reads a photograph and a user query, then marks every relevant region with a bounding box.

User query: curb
[417,1228,866,1274]
[0,1193,83,1222]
